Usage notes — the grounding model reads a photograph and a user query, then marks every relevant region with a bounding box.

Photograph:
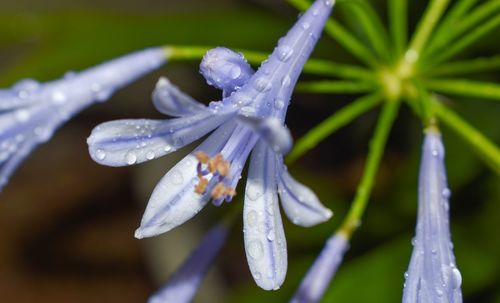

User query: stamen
[195,151,210,164]
[194,152,236,203]
[194,177,209,194]
[211,182,227,200]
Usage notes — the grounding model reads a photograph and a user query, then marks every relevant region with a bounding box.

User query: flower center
[195,151,237,202]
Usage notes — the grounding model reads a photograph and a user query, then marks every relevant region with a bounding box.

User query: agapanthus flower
[402,130,463,303]
[290,231,349,303]
[148,223,228,303]
[88,0,335,290]
[0,48,166,190]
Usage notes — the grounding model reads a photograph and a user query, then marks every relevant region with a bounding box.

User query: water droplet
[170,170,184,185]
[164,145,172,153]
[52,91,67,104]
[253,271,262,280]
[442,188,451,199]
[254,77,272,92]
[275,99,285,110]
[301,22,310,30]
[15,110,30,122]
[281,75,291,88]
[246,210,258,227]
[432,149,439,157]
[230,66,241,79]
[267,231,275,241]
[324,0,333,7]
[146,151,155,160]
[246,183,263,200]
[451,268,462,289]
[95,149,106,160]
[276,45,294,62]
[125,152,137,165]
[247,240,264,259]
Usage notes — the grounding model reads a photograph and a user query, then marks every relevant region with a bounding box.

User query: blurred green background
[0,0,498,302]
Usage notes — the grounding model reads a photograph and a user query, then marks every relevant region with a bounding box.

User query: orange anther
[194,177,209,194]
[195,151,209,164]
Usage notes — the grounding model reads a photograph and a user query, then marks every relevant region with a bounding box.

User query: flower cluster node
[195,151,236,201]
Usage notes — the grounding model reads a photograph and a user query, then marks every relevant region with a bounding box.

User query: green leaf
[340,0,391,62]
[425,0,480,54]
[287,93,382,164]
[426,0,500,56]
[388,0,408,58]
[286,0,379,67]
[295,80,376,94]
[424,55,500,76]
[408,0,451,58]
[427,14,500,66]
[424,78,500,101]
[433,101,500,173]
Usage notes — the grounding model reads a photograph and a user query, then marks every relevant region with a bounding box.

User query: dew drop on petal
[170,170,184,185]
[247,240,264,259]
[254,77,272,92]
[246,210,258,227]
[125,152,137,165]
[451,268,462,289]
[15,110,30,122]
[267,231,275,241]
[281,75,291,88]
[146,151,155,160]
[95,149,106,160]
[277,45,294,62]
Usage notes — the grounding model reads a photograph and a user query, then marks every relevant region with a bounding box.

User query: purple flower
[88,0,335,290]
[148,223,228,303]
[0,48,166,190]
[290,232,349,303]
[402,131,463,303]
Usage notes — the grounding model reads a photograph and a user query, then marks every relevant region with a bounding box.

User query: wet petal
[290,232,349,303]
[135,122,235,238]
[276,158,332,227]
[402,131,463,303]
[244,141,287,290]
[0,136,38,190]
[200,47,254,96]
[87,110,235,167]
[238,116,292,154]
[152,77,208,117]
[148,224,229,303]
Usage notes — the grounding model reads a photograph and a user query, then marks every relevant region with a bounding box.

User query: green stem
[286,93,382,164]
[388,0,408,58]
[427,14,500,66]
[295,80,377,94]
[424,55,500,76]
[342,0,390,62]
[425,0,480,54]
[424,79,500,101]
[433,101,500,173]
[407,0,450,62]
[426,0,500,56]
[340,99,401,236]
[164,45,374,80]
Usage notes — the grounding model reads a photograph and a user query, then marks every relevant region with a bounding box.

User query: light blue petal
[87,109,235,167]
[276,158,332,227]
[238,116,293,154]
[244,141,287,290]
[148,224,228,303]
[290,232,349,303]
[200,47,254,96]
[403,131,463,303]
[135,122,235,238]
[152,77,208,117]
[0,136,38,190]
